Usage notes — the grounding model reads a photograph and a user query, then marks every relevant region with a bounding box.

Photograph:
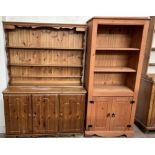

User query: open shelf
[96,48,140,51]
[11,75,82,78]
[151,48,155,51]
[149,63,155,66]
[97,25,143,49]
[7,46,84,51]
[94,67,136,73]
[9,63,83,68]
[93,85,134,96]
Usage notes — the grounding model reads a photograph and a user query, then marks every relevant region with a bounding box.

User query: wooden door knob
[60,113,63,117]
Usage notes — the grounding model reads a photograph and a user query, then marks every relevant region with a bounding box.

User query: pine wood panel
[7,28,84,48]
[92,97,112,131]
[97,25,143,48]
[149,84,155,127]
[11,77,81,86]
[136,77,154,128]
[4,23,86,87]
[110,97,133,131]
[59,94,85,133]
[32,94,58,134]
[9,49,83,65]
[95,51,129,67]
[94,73,127,86]
[4,94,32,135]
[10,66,81,77]
[93,85,134,97]
[94,67,136,72]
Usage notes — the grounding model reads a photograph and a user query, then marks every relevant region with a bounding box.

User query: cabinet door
[91,97,112,131]
[32,94,58,134]
[110,97,133,131]
[59,94,85,133]
[4,94,32,135]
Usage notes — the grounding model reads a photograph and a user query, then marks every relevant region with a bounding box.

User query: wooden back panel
[4,22,87,86]
[97,25,143,48]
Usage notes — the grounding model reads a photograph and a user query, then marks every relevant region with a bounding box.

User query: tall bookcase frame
[85,17,150,137]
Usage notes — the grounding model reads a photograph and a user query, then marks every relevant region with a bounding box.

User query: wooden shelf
[151,48,155,51]
[9,63,83,68]
[12,75,82,78]
[149,63,155,66]
[96,48,140,51]
[93,85,134,96]
[94,67,136,73]
[7,46,84,51]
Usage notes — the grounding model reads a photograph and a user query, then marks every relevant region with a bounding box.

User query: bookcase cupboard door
[110,97,133,131]
[91,97,112,131]
[4,95,32,135]
[32,95,58,134]
[59,94,85,133]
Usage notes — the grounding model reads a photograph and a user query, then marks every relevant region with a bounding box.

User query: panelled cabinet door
[91,97,112,131]
[32,94,58,134]
[4,95,32,135]
[110,97,133,131]
[59,94,85,133]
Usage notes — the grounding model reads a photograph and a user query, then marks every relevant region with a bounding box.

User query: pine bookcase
[85,17,150,137]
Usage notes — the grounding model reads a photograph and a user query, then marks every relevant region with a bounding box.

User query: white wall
[0,16,92,133]
[0,16,8,133]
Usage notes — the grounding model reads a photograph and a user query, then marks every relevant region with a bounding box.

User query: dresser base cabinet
[3,87,86,137]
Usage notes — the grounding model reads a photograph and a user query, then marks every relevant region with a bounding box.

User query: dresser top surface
[3,86,87,94]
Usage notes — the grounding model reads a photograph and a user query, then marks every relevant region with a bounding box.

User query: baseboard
[0,126,5,133]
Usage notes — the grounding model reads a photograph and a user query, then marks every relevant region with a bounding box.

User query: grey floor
[0,125,155,138]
